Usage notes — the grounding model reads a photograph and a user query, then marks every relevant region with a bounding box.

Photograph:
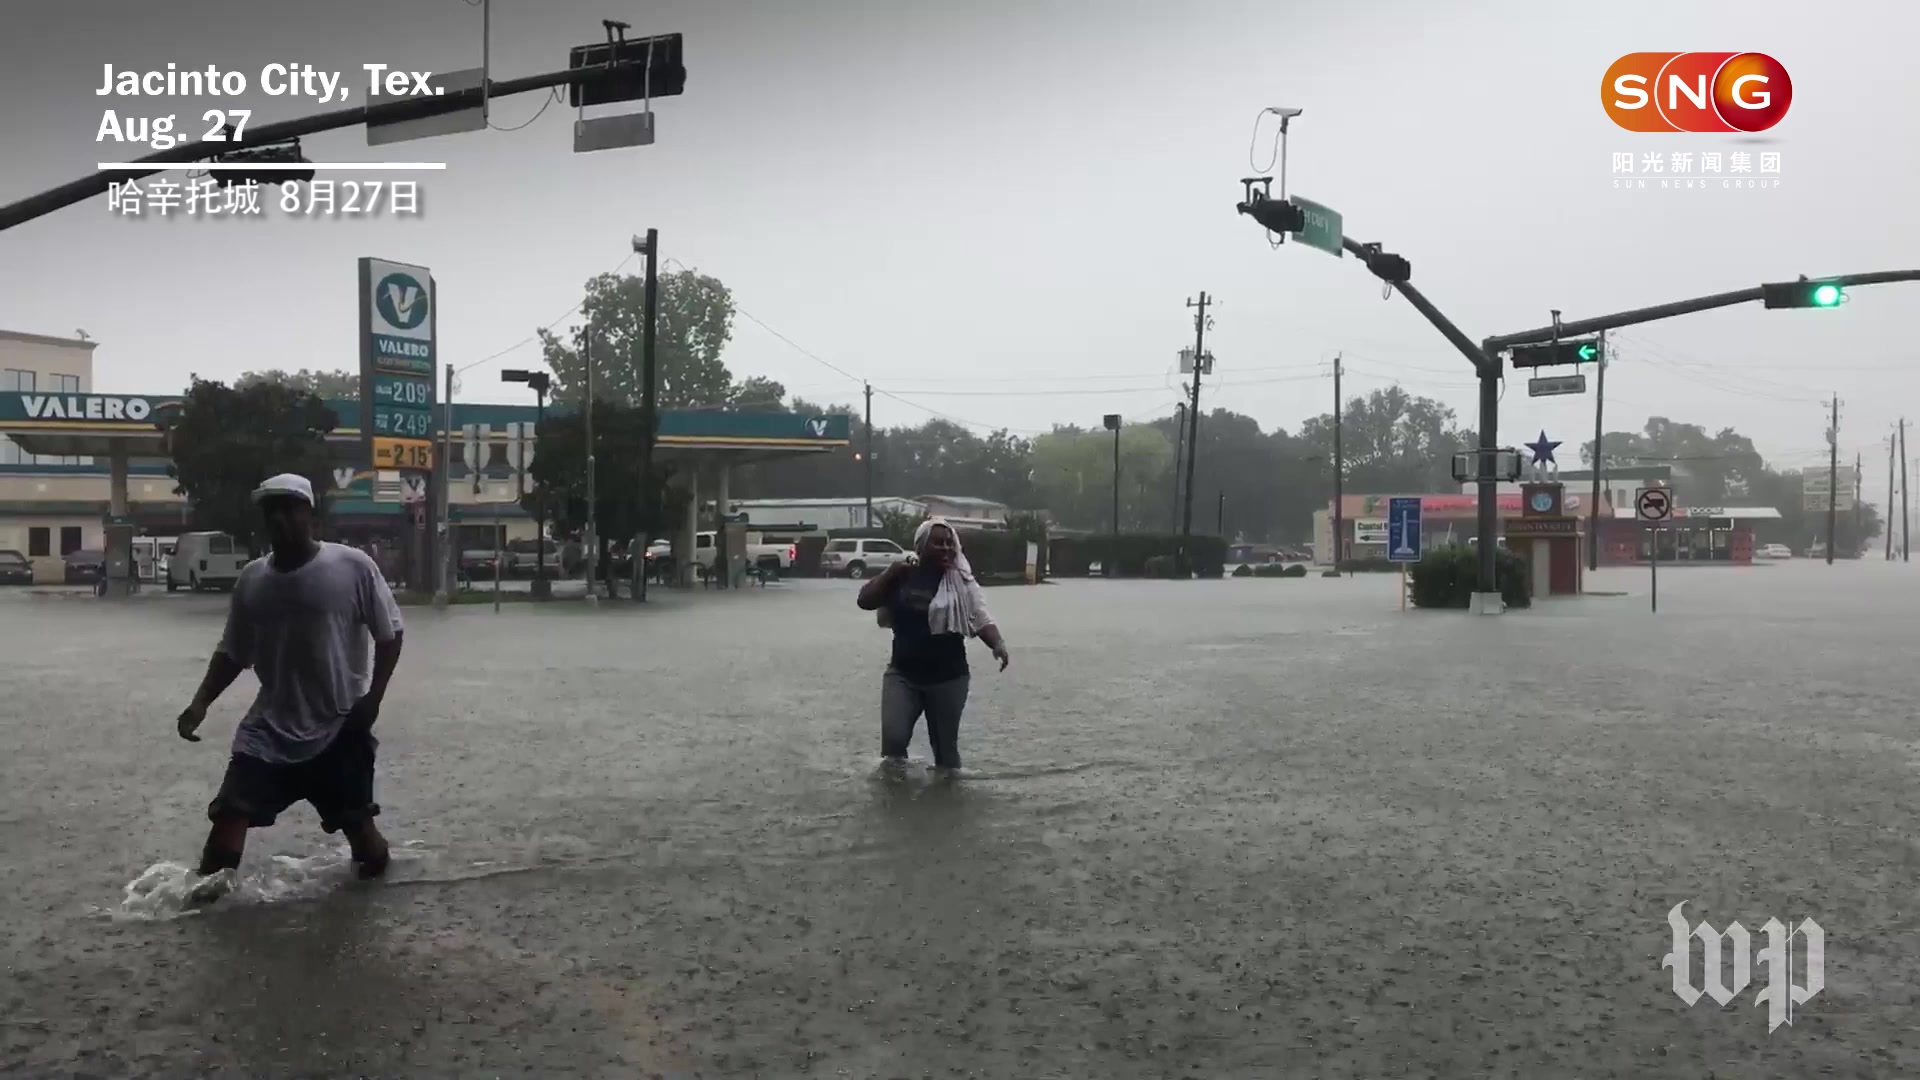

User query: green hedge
[1408,544,1531,609]
[1051,534,1226,579]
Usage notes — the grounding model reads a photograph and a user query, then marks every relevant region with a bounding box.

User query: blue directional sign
[1387,496,1423,563]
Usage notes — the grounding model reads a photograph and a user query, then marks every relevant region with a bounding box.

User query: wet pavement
[3,562,1919,1078]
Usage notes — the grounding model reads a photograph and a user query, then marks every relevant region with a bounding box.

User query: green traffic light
[1576,343,1597,361]
[1812,283,1842,307]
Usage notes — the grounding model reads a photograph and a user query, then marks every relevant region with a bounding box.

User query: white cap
[251,473,314,506]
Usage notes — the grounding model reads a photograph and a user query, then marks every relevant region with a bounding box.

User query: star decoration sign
[1526,431,1562,466]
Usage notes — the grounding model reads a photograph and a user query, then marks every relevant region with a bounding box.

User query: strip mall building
[0,330,850,584]
[1314,464,1781,570]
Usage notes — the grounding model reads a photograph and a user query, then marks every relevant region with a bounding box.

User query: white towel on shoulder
[915,517,994,637]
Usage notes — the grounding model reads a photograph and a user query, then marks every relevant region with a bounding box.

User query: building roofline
[0,329,99,351]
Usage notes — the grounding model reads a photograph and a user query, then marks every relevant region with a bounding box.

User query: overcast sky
[1,0,1914,478]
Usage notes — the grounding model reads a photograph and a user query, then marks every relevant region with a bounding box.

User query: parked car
[506,538,559,578]
[460,549,506,581]
[820,537,912,579]
[1759,543,1793,559]
[63,549,105,585]
[645,532,798,576]
[0,549,32,586]
[167,531,248,592]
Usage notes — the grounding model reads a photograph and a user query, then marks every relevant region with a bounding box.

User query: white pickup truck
[647,531,796,573]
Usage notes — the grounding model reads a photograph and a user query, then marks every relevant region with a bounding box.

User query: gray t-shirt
[217,542,404,764]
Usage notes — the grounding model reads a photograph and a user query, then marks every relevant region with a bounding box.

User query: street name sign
[1528,373,1587,398]
[1290,196,1344,257]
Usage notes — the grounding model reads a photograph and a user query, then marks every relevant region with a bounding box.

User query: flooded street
[5,565,1920,1077]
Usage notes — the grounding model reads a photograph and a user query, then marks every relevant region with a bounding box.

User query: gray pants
[881,669,971,770]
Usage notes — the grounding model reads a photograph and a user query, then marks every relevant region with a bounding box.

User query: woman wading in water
[856,518,1010,774]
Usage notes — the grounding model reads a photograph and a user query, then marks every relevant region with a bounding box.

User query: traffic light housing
[1508,337,1603,369]
[1236,192,1305,234]
[1762,278,1845,309]
[568,32,688,107]
[210,144,314,188]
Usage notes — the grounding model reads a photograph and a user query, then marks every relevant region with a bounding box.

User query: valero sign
[358,257,437,474]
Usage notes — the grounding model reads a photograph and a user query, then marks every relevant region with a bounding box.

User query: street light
[501,369,551,598]
[1103,414,1122,572]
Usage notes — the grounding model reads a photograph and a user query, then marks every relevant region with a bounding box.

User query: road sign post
[1636,487,1673,613]
[1388,496,1422,611]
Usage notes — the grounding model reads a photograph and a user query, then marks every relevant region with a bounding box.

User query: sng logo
[1662,902,1823,1032]
[1603,53,1792,132]
[375,272,430,331]
[806,416,830,438]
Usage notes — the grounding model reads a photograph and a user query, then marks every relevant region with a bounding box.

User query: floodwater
[3,563,1920,1077]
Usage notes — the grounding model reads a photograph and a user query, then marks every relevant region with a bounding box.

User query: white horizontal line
[96,162,447,171]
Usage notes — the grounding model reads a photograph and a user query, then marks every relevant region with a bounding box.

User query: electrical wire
[1248,110,1283,173]
[490,87,562,132]
[456,251,638,377]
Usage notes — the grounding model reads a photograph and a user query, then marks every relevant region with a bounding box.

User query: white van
[167,531,250,592]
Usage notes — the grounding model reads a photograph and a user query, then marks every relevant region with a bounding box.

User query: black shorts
[207,726,380,834]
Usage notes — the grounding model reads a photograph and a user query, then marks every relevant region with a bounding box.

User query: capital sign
[1662,901,1822,1032]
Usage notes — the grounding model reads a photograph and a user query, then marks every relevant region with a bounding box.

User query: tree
[523,401,692,595]
[539,270,741,410]
[728,375,788,410]
[238,368,361,400]
[1030,424,1173,533]
[1298,387,1472,494]
[164,378,337,549]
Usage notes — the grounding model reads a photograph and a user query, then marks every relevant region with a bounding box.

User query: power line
[456,250,638,376]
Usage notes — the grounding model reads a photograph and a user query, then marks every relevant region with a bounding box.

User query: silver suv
[821,538,910,579]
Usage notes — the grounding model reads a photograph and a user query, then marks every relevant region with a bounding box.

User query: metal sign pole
[493,501,502,614]
[1650,525,1658,614]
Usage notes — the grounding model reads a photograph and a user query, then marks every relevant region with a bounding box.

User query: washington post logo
[1662,902,1823,1032]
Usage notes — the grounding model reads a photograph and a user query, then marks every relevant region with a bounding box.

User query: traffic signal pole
[0,58,662,232]
[1238,189,1920,613]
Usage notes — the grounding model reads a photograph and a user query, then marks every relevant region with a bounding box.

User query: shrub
[1282,563,1308,578]
[1407,543,1531,609]
[1051,533,1225,579]
[1232,563,1254,577]
[1143,554,1182,579]
[1252,562,1298,578]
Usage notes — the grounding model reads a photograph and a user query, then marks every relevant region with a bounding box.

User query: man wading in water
[175,473,405,894]
[857,518,1010,775]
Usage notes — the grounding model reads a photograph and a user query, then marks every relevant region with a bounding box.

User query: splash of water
[111,842,426,920]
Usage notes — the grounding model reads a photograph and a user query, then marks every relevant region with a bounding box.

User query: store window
[59,526,83,555]
[28,527,49,556]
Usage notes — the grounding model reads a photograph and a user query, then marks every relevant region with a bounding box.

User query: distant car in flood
[0,549,32,585]
[1759,543,1793,559]
[63,549,105,585]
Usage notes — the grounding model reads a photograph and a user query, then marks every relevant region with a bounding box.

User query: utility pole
[1887,430,1896,560]
[1588,331,1607,571]
[1180,292,1211,562]
[584,325,599,598]
[1217,490,1225,536]
[864,382,874,528]
[1332,353,1345,570]
[1856,450,1864,557]
[634,228,660,603]
[1889,413,1904,557]
[1826,395,1839,565]
[434,361,455,607]
[1170,402,1187,532]
[1103,413,1122,553]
